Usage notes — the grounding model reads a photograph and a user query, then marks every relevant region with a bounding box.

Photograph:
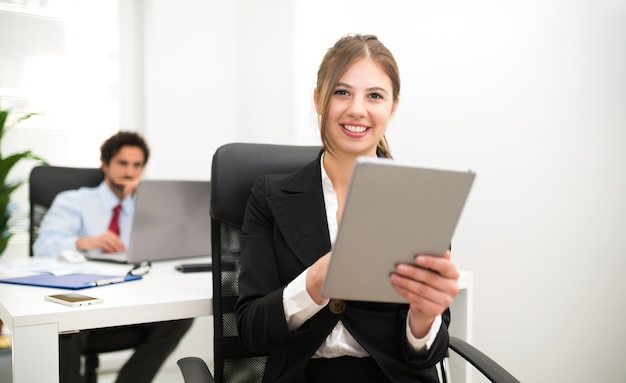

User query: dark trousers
[305,356,393,383]
[59,318,193,383]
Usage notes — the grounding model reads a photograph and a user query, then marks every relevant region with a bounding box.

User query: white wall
[136,1,626,381]
[128,0,240,181]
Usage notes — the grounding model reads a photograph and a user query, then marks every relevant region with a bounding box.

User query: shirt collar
[97,181,135,210]
[320,152,333,192]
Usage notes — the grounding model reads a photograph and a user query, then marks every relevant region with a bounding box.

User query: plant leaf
[0,107,46,257]
[0,151,45,185]
[0,109,39,142]
[0,233,11,254]
[0,110,7,133]
[8,112,39,129]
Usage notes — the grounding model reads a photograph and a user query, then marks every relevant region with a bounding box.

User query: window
[0,0,119,258]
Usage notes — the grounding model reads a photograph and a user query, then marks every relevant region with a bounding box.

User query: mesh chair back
[28,165,103,257]
[210,143,321,383]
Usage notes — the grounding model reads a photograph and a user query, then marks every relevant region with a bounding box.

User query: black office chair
[29,165,131,383]
[176,143,519,383]
[29,165,104,258]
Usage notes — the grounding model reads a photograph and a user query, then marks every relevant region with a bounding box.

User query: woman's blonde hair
[315,34,400,158]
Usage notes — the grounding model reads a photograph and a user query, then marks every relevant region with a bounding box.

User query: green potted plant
[0,106,47,345]
[0,106,47,257]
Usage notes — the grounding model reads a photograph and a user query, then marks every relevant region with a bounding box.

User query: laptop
[321,156,475,304]
[86,180,212,264]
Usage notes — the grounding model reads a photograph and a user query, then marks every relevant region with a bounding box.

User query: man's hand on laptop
[76,232,127,253]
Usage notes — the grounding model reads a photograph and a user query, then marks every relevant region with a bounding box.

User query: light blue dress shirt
[33,182,136,258]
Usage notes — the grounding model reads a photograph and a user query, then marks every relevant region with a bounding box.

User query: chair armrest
[448,337,520,383]
[177,357,216,383]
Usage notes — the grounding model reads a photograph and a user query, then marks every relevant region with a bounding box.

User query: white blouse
[282,154,441,358]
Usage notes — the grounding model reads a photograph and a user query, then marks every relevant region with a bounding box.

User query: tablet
[321,156,475,304]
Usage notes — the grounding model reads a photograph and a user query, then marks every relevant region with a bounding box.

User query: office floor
[99,367,184,383]
[0,351,184,383]
[0,350,188,383]
[96,316,213,382]
[0,319,212,383]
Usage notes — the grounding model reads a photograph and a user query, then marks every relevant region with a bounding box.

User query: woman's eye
[370,92,383,99]
[334,89,349,96]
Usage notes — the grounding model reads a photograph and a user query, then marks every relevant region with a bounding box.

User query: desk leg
[449,281,474,383]
[12,323,59,383]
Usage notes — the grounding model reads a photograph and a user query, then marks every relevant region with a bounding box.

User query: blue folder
[0,273,142,290]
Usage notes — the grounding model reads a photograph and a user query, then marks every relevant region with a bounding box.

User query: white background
[133,1,626,381]
[3,1,625,382]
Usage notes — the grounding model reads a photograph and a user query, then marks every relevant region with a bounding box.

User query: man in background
[34,131,193,383]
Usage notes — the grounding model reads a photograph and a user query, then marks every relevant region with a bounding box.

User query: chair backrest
[210,143,321,383]
[29,165,103,257]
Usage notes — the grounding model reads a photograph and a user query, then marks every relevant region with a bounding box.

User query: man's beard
[109,178,133,196]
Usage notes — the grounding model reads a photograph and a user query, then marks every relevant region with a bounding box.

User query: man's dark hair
[100,131,150,165]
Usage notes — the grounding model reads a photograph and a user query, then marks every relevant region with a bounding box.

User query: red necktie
[108,204,122,236]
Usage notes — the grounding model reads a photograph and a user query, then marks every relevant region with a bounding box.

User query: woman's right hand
[306,252,332,304]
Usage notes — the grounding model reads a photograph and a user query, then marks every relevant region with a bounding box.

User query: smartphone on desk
[45,293,103,307]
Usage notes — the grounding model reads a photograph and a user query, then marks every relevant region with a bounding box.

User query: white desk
[0,259,473,383]
[0,257,212,383]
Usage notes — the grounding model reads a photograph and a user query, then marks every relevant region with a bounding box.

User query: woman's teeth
[343,125,367,133]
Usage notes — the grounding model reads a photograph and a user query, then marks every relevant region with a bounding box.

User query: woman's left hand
[390,250,459,338]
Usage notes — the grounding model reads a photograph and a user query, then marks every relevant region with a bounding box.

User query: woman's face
[321,57,398,158]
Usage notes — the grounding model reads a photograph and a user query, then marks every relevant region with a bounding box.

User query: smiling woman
[315,35,400,161]
[232,34,460,383]
[318,57,398,162]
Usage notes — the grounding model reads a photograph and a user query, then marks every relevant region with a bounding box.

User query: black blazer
[236,151,450,383]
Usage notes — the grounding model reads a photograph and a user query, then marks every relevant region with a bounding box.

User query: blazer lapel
[267,155,331,267]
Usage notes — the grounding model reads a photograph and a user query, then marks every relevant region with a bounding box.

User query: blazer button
[328,299,345,314]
